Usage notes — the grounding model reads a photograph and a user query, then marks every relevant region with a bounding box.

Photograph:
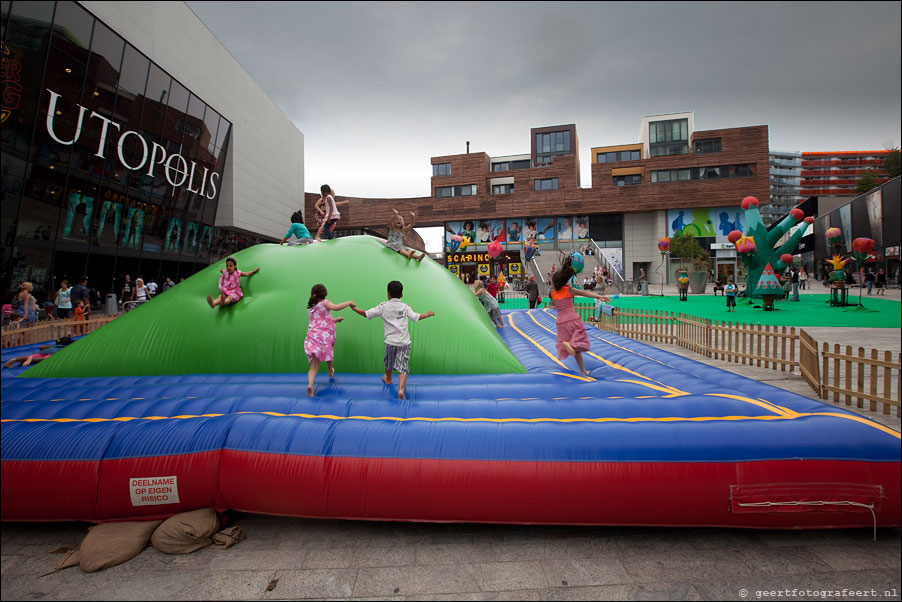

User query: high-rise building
[800,151,891,200]
[764,151,803,226]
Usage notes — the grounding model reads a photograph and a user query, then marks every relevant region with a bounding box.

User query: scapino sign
[44,89,220,199]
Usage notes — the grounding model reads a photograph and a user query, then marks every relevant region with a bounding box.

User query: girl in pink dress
[207,257,259,308]
[304,283,356,396]
[549,256,610,377]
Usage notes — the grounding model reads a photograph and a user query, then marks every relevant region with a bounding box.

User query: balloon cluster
[523,238,538,261]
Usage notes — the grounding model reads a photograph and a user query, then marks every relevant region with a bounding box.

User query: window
[649,118,689,156]
[694,138,721,154]
[534,178,559,191]
[651,164,756,183]
[613,175,642,186]
[435,184,476,198]
[491,159,530,172]
[433,163,451,176]
[536,130,571,165]
[597,150,640,163]
[492,184,514,194]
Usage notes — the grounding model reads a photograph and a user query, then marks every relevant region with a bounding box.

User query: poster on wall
[668,207,743,238]
[445,220,478,249]
[866,190,883,247]
[524,217,555,243]
[506,218,524,245]
[473,220,505,244]
[575,216,590,240]
[557,216,576,242]
[839,204,853,252]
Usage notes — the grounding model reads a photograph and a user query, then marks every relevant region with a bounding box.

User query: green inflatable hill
[27,236,526,377]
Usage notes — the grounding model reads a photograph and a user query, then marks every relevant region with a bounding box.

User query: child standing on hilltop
[386,208,426,261]
[304,284,355,396]
[314,185,351,241]
[352,280,434,400]
[550,256,610,377]
[207,257,259,309]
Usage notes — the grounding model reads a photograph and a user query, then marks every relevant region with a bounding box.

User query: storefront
[1,1,303,306]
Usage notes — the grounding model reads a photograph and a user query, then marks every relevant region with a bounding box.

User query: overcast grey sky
[187,1,900,251]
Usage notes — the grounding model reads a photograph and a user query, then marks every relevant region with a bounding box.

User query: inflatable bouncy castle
[2,237,899,528]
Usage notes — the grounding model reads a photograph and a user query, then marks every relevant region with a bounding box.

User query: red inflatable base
[3,452,898,528]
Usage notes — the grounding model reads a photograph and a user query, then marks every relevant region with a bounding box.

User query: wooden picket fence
[820,344,900,417]
[1,315,119,348]
[586,306,899,417]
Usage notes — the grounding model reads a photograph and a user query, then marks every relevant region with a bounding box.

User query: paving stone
[353,564,483,598]
[264,568,357,599]
[480,560,548,591]
[173,569,276,601]
[541,557,632,588]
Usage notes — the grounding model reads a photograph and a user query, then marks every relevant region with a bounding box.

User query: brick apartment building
[306,113,771,285]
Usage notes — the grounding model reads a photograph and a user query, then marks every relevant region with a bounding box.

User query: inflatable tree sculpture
[729,196,814,299]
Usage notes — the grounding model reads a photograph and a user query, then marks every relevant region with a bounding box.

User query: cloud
[187,1,901,197]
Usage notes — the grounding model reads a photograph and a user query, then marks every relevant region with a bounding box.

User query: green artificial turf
[500,291,900,328]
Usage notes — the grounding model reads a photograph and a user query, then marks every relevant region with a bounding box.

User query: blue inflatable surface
[2,308,899,527]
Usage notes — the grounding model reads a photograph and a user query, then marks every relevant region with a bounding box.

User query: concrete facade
[81,1,305,240]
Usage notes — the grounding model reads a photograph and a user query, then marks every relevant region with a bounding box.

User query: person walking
[525,275,540,309]
[876,268,887,295]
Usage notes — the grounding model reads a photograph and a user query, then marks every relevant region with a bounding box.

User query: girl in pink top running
[549,256,610,377]
[304,283,356,396]
[207,257,259,309]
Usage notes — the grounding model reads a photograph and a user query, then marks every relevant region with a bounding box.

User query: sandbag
[151,508,219,554]
[212,525,245,549]
[78,520,162,572]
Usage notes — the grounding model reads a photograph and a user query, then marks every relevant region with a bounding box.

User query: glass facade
[1,1,261,307]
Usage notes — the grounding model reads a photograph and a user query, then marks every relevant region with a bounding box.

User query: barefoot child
[3,337,73,368]
[386,208,426,261]
[352,280,434,400]
[473,279,504,328]
[304,284,355,396]
[550,256,610,377]
[207,257,259,308]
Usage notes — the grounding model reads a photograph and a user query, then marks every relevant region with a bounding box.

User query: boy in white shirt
[352,280,434,400]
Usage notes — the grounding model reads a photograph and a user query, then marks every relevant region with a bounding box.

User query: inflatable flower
[487,240,503,259]
[741,196,760,210]
[657,237,671,253]
[734,235,756,255]
[448,235,462,252]
[727,230,743,244]
[851,238,875,263]
[825,227,842,247]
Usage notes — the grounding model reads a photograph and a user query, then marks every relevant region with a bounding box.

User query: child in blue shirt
[280,211,314,246]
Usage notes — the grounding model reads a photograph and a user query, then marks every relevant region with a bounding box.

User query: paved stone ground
[2,290,900,601]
